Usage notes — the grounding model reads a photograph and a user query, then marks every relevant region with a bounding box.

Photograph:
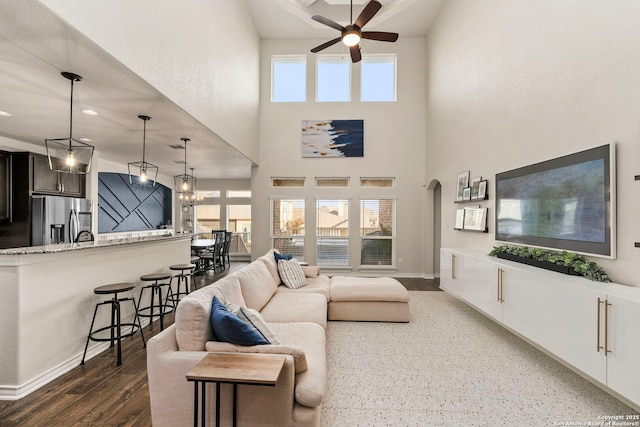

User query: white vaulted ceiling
[247,0,442,39]
[0,0,442,180]
[0,1,256,180]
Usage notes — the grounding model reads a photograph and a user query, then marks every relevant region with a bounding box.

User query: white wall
[425,0,640,286]
[252,38,428,275]
[39,0,261,163]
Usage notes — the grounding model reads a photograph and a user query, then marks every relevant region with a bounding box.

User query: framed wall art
[454,209,465,230]
[477,180,488,200]
[463,207,488,232]
[462,187,471,201]
[302,119,364,158]
[456,170,470,201]
[470,176,482,200]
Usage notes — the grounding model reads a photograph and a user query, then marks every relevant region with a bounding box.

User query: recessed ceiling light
[0,111,12,116]
[82,109,99,116]
[78,137,93,142]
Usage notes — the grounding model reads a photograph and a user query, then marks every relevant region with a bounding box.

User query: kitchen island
[0,233,191,400]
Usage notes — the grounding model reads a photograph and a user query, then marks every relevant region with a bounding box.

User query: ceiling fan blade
[312,15,345,32]
[361,31,399,42]
[311,37,342,53]
[354,0,382,29]
[350,45,362,63]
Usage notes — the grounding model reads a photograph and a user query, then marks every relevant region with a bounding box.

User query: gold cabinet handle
[497,268,504,303]
[597,298,604,352]
[605,300,612,355]
[452,254,456,279]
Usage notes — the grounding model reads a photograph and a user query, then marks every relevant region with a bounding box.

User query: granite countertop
[0,233,188,255]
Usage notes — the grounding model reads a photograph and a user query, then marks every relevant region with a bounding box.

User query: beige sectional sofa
[147,249,409,427]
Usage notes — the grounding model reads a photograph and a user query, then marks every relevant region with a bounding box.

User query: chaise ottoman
[328,276,411,322]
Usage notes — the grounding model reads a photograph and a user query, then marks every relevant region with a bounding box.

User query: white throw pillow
[224,301,281,345]
[277,259,308,289]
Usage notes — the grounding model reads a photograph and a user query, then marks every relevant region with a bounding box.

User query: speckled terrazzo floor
[321,291,639,427]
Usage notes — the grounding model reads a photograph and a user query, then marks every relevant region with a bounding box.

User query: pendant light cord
[69,78,74,142]
[142,119,146,162]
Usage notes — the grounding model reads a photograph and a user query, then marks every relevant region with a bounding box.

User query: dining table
[190,239,216,251]
[191,239,216,274]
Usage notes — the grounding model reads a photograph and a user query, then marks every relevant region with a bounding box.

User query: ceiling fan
[310,0,399,63]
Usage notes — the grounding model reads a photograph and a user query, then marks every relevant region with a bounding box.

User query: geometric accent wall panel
[98,172,172,233]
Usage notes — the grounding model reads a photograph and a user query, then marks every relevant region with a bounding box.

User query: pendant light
[174,137,196,197]
[128,115,158,186]
[45,72,94,174]
[190,168,203,205]
[180,168,203,207]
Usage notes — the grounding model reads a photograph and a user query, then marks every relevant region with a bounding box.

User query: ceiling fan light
[343,31,360,47]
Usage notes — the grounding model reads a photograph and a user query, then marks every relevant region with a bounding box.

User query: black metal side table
[186,352,286,427]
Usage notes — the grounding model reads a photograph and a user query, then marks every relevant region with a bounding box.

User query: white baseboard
[0,318,152,401]
[0,341,110,400]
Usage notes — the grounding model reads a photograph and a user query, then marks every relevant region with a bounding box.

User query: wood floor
[0,265,438,426]
[398,276,441,291]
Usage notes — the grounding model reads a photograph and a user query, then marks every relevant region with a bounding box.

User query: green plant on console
[488,245,610,282]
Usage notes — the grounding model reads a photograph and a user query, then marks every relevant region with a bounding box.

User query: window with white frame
[361,55,396,102]
[360,199,395,266]
[195,204,220,234]
[316,199,349,266]
[228,205,252,255]
[227,190,251,198]
[316,177,350,188]
[272,199,305,261]
[272,177,305,187]
[272,55,306,102]
[316,55,351,102]
[360,177,395,188]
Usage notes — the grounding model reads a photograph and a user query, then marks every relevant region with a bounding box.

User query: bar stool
[191,255,202,274]
[81,282,145,366]
[137,272,174,331]
[168,263,196,305]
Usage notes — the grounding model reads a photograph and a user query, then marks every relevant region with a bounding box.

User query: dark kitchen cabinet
[0,153,31,248]
[0,152,87,249]
[0,151,10,222]
[32,154,85,197]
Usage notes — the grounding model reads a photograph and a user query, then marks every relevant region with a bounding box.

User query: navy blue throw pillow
[274,252,293,263]
[210,296,269,346]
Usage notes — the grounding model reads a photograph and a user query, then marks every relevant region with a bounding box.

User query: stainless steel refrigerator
[32,195,92,245]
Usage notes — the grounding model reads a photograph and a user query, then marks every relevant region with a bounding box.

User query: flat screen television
[495,144,615,258]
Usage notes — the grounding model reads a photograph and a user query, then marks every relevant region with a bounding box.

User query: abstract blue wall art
[98,172,172,233]
[302,119,364,157]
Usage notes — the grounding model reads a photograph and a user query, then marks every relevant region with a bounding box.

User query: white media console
[441,248,640,411]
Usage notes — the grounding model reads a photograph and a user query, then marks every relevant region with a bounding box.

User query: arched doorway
[426,179,442,281]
